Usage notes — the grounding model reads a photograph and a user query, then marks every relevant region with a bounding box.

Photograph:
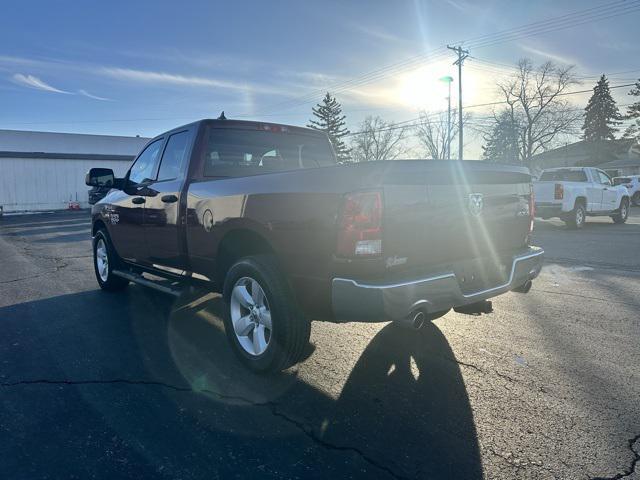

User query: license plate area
[453,257,510,294]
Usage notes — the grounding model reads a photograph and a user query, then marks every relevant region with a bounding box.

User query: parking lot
[1,210,639,480]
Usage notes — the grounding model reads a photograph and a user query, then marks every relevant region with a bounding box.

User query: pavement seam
[1,378,407,480]
[589,433,640,480]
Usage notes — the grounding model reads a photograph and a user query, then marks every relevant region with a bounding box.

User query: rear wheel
[611,198,629,224]
[566,202,586,229]
[93,229,129,291]
[222,255,311,373]
[632,191,640,207]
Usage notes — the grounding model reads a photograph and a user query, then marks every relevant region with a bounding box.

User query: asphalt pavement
[1,209,639,480]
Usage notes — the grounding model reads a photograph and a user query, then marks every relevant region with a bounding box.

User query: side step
[112,269,183,297]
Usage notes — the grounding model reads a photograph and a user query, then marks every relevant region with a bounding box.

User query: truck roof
[155,119,326,139]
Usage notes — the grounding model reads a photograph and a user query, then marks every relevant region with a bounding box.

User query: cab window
[157,131,191,181]
[129,139,164,185]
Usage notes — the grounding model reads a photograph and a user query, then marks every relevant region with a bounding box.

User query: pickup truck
[534,167,630,229]
[86,119,544,372]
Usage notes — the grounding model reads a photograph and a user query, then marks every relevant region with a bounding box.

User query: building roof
[0,129,150,160]
[596,157,640,168]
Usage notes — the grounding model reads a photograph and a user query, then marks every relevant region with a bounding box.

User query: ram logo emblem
[468,193,484,217]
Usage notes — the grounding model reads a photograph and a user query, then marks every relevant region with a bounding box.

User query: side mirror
[86,168,115,187]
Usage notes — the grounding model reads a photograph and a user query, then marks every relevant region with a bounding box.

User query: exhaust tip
[412,311,426,330]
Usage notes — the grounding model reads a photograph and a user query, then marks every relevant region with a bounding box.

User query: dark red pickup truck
[86,118,543,372]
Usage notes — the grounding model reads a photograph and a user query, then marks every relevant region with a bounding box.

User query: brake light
[529,187,535,234]
[554,183,564,200]
[337,191,383,257]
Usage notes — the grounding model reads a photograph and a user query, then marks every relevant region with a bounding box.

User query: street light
[439,76,454,160]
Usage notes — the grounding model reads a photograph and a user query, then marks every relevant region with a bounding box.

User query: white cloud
[98,66,290,96]
[78,89,112,101]
[519,45,577,66]
[11,73,71,94]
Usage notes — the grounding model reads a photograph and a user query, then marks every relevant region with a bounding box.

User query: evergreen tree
[308,93,350,161]
[622,78,640,140]
[482,111,521,163]
[582,74,621,142]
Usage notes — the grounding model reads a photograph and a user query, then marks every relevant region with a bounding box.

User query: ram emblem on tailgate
[468,193,484,217]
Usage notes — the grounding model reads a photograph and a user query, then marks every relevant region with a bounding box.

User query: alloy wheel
[230,276,272,356]
[96,238,109,282]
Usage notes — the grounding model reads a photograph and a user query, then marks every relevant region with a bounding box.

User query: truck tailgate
[381,161,532,274]
[533,181,559,204]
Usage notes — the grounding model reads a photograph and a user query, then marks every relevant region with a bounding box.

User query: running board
[112,270,182,297]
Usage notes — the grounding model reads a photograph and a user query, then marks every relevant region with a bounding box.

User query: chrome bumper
[332,247,544,322]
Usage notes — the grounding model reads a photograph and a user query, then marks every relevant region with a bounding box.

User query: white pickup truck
[534,167,630,228]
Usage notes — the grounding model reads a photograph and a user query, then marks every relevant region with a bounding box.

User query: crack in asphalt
[1,378,407,480]
[590,434,640,480]
[0,261,69,285]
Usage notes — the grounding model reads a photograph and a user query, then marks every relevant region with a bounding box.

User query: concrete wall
[0,157,132,212]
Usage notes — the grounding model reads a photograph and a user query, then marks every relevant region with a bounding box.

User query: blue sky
[1,0,638,156]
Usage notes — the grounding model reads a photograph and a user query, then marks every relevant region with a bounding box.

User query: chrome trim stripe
[333,249,544,295]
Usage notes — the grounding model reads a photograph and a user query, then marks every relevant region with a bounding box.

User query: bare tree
[350,116,410,162]
[414,110,469,159]
[496,59,581,165]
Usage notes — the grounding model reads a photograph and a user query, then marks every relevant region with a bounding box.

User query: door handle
[132,197,146,204]
[161,194,178,203]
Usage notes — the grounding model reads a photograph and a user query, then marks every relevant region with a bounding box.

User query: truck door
[585,168,605,212]
[595,169,618,211]
[109,138,164,262]
[142,129,193,270]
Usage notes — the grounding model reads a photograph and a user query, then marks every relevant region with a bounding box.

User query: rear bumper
[535,202,565,217]
[331,246,544,322]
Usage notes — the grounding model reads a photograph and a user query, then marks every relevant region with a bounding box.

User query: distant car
[613,175,640,206]
[534,167,630,228]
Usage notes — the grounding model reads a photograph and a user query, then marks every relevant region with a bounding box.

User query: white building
[0,129,150,212]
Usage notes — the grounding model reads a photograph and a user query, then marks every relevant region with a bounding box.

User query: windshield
[203,128,336,177]
[539,170,588,182]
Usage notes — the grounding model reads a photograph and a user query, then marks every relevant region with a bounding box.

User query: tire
[565,202,586,229]
[632,192,640,207]
[93,229,129,291]
[611,198,629,224]
[222,254,311,373]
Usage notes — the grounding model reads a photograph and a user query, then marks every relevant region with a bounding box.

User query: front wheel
[222,255,311,373]
[611,198,629,224]
[93,229,129,291]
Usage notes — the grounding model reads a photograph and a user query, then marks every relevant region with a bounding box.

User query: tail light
[554,183,564,200]
[336,191,383,257]
[528,186,535,234]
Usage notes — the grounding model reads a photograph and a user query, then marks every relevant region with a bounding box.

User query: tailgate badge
[468,193,484,217]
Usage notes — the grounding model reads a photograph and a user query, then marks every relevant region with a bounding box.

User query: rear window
[613,177,632,185]
[539,170,588,182]
[203,127,336,177]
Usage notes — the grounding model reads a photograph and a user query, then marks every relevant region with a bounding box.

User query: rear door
[142,129,194,269]
[108,138,164,262]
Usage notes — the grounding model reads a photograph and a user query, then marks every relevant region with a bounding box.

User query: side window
[597,171,612,185]
[129,139,164,185]
[157,131,190,181]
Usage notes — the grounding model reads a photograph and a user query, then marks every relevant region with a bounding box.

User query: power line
[244,0,640,117]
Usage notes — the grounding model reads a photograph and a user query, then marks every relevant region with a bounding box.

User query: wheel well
[216,229,275,286]
[574,197,586,209]
[92,219,107,237]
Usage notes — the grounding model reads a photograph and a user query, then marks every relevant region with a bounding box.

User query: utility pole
[439,76,454,160]
[447,45,469,160]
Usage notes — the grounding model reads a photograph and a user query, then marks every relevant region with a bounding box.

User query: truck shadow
[0,287,482,479]
[166,291,483,479]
